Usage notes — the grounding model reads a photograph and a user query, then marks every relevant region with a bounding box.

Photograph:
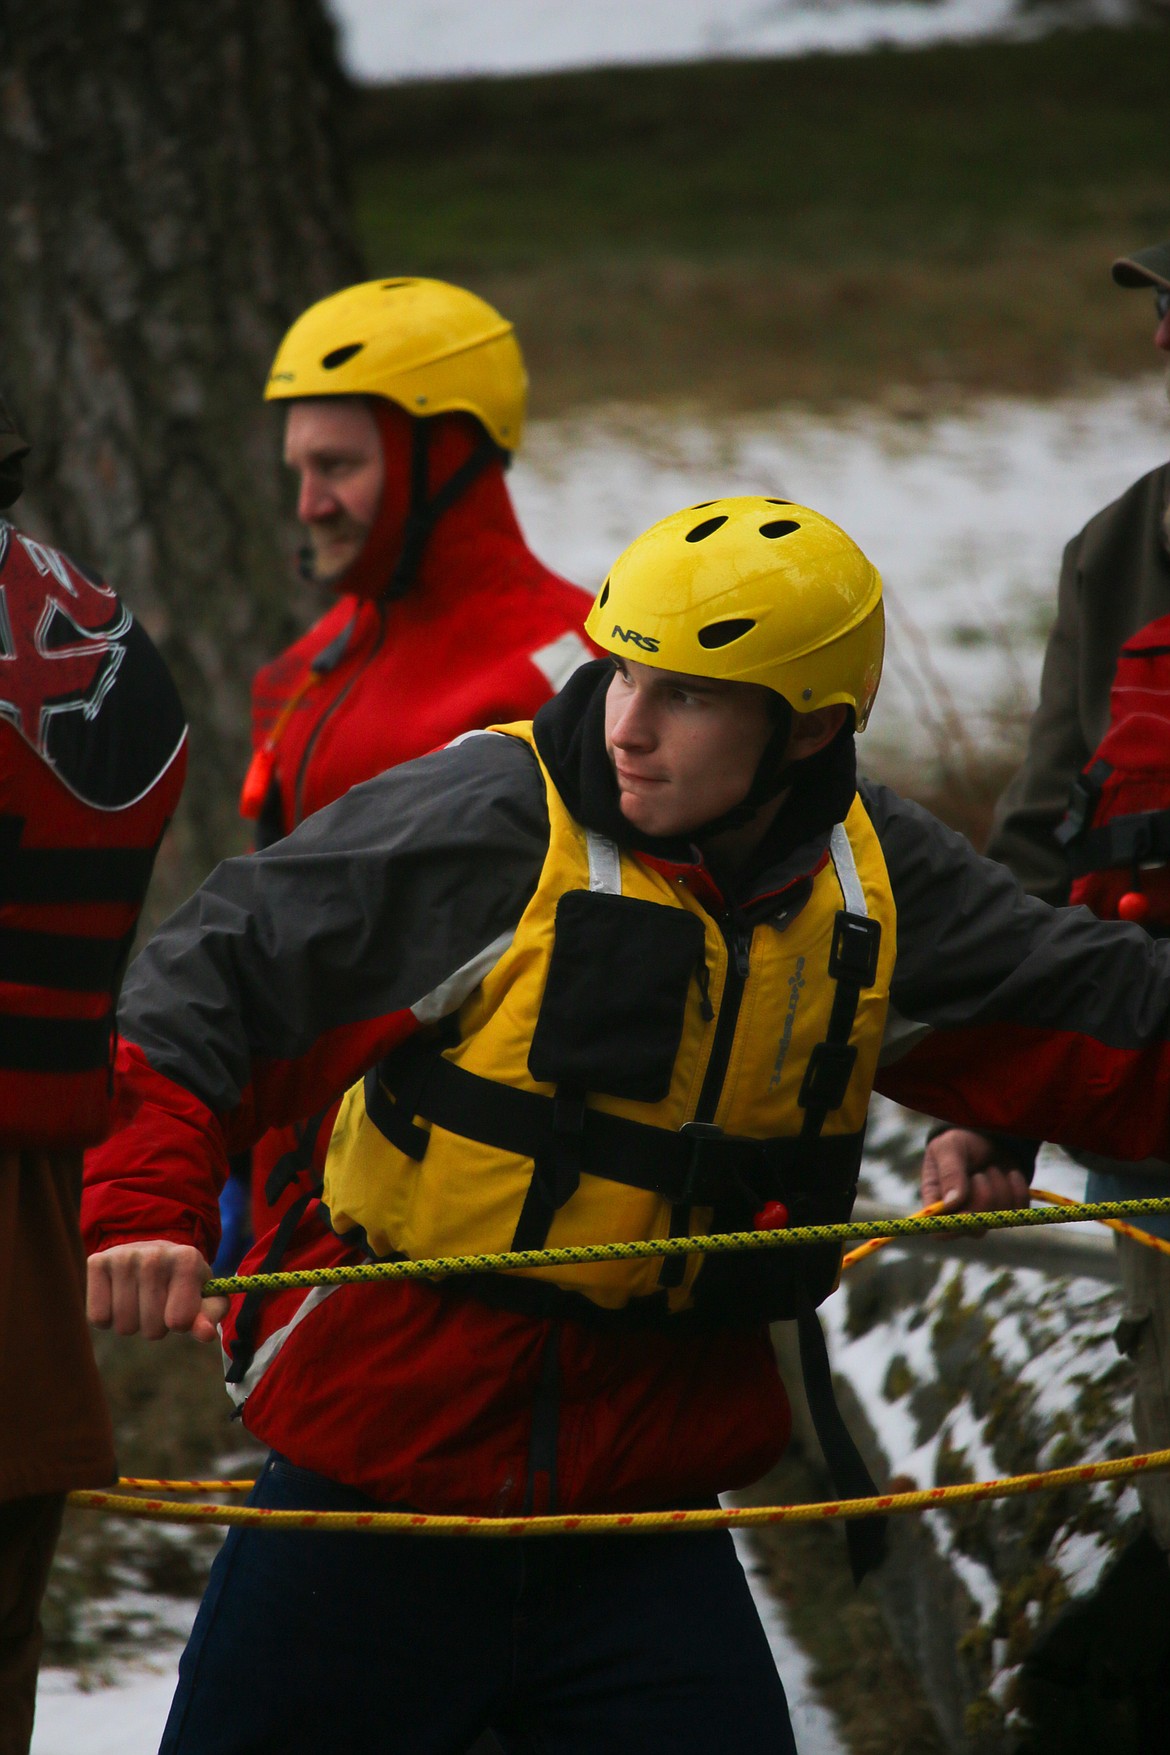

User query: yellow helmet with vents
[585,497,884,729]
[264,278,527,451]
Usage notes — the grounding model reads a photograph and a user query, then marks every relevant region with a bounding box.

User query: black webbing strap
[512,1089,586,1251]
[1055,760,1110,850]
[1061,808,1170,878]
[657,1198,692,1291]
[225,1190,316,1386]
[365,1049,859,1210]
[794,1279,887,1583]
[0,1011,111,1072]
[263,1108,332,1209]
[522,1322,562,1514]
[0,816,156,905]
[0,924,130,992]
[386,423,506,599]
[798,911,881,1141]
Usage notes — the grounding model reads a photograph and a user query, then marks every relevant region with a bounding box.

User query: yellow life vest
[323,725,897,1326]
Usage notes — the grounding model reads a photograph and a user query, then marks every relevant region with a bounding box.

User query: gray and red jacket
[84,667,1170,1516]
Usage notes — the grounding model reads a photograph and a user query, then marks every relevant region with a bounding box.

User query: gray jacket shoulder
[120,732,550,1112]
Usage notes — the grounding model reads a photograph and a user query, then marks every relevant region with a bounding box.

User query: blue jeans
[160,1456,796,1754]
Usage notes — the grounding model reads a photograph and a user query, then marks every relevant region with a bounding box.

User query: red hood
[329,404,522,604]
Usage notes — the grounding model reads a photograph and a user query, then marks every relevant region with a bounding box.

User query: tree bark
[0,0,366,904]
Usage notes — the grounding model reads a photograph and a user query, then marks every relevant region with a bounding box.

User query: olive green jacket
[989,459,1170,902]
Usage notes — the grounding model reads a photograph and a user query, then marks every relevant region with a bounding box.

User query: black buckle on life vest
[828,912,881,986]
[675,1121,729,1207]
[799,1041,859,1113]
[1109,814,1159,866]
[1056,760,1110,848]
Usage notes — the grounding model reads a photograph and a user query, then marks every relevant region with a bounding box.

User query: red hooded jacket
[244,417,593,842]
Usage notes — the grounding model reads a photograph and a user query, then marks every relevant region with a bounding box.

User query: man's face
[1155,288,1170,355]
[603,657,778,838]
[283,399,385,581]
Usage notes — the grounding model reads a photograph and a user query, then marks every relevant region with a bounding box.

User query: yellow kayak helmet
[264,278,527,452]
[585,497,884,730]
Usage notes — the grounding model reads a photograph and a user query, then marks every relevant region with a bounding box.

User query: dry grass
[354,26,1168,418]
[426,234,1164,419]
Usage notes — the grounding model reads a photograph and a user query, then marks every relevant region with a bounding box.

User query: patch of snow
[946,1548,1001,1623]
[33,1643,187,1755]
[817,1203,1141,1708]
[329,0,1134,83]
[729,1528,849,1755]
[1032,1146,1088,1204]
[513,380,1170,768]
[1050,1525,1123,1600]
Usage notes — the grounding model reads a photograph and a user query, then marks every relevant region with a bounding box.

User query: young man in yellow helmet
[85,499,1170,1753]
[225,279,594,1266]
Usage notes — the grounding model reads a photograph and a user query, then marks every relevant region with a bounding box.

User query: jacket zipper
[292,605,386,826]
[658,911,752,1289]
[692,913,752,1125]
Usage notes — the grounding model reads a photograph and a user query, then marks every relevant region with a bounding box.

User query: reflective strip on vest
[586,830,622,896]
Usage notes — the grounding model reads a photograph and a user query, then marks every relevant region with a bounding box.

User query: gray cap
[1112,242,1170,293]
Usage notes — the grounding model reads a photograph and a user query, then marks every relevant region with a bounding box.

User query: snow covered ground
[33,1648,189,1755]
[511,378,1170,774]
[329,0,1133,84]
[731,1531,849,1754]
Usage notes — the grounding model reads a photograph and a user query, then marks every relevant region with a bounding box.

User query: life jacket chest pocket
[528,889,707,1100]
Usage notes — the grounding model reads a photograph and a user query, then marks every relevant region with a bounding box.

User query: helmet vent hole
[759,519,800,539]
[321,343,364,371]
[698,618,756,650]
[685,515,728,543]
[764,498,792,505]
[689,501,715,510]
[598,580,610,608]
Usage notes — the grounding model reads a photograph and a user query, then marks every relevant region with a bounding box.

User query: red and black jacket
[0,520,186,1149]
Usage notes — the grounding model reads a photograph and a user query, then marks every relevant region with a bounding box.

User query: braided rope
[840,1198,947,1267]
[96,1198,1170,1535]
[1031,1185,1170,1258]
[73,1445,1170,1535]
[202,1198,1170,1296]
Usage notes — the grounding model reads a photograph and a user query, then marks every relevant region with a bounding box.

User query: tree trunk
[0,0,366,906]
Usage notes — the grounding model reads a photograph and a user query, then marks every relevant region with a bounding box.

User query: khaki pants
[0,1495,64,1755]
[1117,1233,1170,1553]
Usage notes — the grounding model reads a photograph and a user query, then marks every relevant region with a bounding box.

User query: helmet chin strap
[384,419,506,600]
[299,410,507,600]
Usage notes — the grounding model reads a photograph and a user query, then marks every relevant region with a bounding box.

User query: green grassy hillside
[354,27,1168,411]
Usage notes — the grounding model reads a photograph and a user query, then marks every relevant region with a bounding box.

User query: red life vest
[0,522,186,1148]
[1058,611,1170,926]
